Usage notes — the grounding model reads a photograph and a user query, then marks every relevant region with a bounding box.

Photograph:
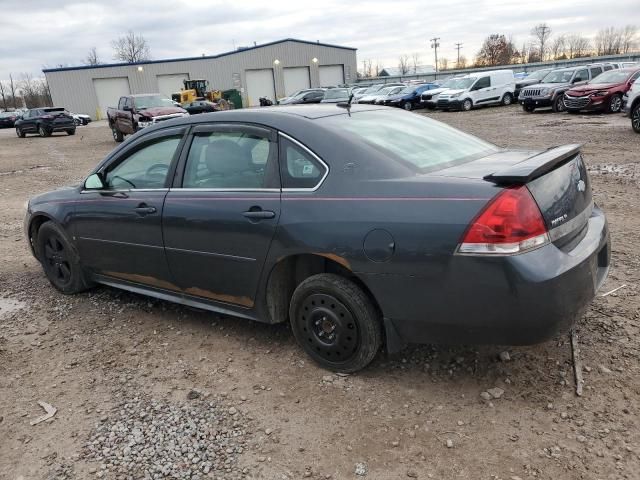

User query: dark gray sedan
[24,105,610,372]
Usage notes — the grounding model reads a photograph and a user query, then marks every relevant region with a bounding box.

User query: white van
[436,70,515,111]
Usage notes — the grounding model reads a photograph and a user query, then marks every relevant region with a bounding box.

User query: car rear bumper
[361,206,610,347]
[48,120,75,131]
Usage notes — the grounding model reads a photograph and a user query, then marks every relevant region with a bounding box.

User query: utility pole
[455,42,463,67]
[430,37,440,78]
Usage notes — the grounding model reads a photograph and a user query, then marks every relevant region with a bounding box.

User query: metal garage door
[245,69,276,107]
[319,65,344,87]
[93,77,130,119]
[283,67,310,96]
[157,73,189,98]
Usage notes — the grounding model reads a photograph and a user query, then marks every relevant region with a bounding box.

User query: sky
[0,0,639,81]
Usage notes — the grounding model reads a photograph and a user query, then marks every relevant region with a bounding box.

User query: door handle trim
[242,210,275,219]
[134,206,157,215]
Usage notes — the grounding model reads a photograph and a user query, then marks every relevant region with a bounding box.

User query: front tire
[501,92,513,106]
[16,127,25,138]
[461,99,472,111]
[289,273,382,373]
[38,125,50,137]
[608,94,622,113]
[523,104,535,113]
[632,103,640,134]
[112,127,124,142]
[403,101,413,111]
[67,128,76,135]
[35,222,92,294]
[552,95,566,113]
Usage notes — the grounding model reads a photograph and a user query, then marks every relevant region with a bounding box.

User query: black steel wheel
[35,222,91,294]
[289,273,381,373]
[632,103,640,134]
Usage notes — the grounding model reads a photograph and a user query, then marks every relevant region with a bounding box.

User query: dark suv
[15,107,75,137]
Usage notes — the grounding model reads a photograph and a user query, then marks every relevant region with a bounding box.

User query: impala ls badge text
[551,213,568,227]
[577,179,586,192]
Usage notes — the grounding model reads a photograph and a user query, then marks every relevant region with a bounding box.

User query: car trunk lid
[434,145,593,249]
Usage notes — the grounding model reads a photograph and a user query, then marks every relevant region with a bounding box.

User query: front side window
[280,137,327,189]
[574,69,588,82]
[104,136,181,189]
[182,130,275,189]
[473,76,490,89]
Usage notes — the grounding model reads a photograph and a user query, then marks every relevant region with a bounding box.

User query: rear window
[43,108,66,113]
[319,110,498,172]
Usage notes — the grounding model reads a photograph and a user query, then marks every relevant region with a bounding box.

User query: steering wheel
[145,163,169,181]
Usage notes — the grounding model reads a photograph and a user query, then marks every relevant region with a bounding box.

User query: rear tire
[501,92,513,106]
[35,222,92,294]
[552,95,566,113]
[608,94,622,113]
[112,127,124,142]
[289,273,382,373]
[16,127,25,138]
[67,128,76,135]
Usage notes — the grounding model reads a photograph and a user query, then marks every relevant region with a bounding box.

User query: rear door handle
[243,209,275,220]
[134,204,157,215]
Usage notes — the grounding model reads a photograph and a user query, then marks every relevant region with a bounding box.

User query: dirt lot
[1,106,639,480]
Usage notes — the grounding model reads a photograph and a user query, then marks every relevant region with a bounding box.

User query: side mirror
[84,173,105,190]
[123,105,132,112]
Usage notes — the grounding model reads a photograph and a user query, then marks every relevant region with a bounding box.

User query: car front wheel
[608,94,622,113]
[112,127,124,142]
[38,125,50,137]
[67,128,76,135]
[632,103,640,133]
[461,99,473,111]
[289,273,382,373]
[523,104,535,113]
[36,222,92,294]
[552,95,566,113]
[16,127,25,138]
[403,101,413,111]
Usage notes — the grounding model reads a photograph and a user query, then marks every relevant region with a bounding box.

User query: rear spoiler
[484,144,582,184]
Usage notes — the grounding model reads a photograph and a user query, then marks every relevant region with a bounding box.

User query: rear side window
[279,137,327,189]
[590,67,603,77]
[182,130,275,189]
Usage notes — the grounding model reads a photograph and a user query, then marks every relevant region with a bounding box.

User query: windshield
[591,70,634,84]
[527,69,552,80]
[319,110,498,173]
[542,70,574,83]
[290,90,311,99]
[134,95,174,109]
[323,88,350,99]
[386,86,404,95]
[449,78,476,89]
[364,85,384,94]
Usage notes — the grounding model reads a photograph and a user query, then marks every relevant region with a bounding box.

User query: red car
[564,67,640,113]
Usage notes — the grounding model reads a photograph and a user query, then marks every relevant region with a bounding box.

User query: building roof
[379,65,436,76]
[43,38,357,73]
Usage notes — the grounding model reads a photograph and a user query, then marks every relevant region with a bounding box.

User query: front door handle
[243,208,275,220]
[134,204,157,215]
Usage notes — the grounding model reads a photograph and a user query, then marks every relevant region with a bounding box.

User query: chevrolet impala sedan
[25,105,610,372]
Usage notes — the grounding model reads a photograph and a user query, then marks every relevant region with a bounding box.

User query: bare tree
[0,82,7,110]
[84,47,101,66]
[621,25,638,53]
[111,31,151,63]
[476,34,518,66]
[595,27,622,55]
[531,23,552,61]
[398,54,410,75]
[19,74,51,108]
[411,52,420,73]
[9,74,18,109]
[457,55,467,69]
[550,35,566,60]
[565,34,591,58]
[438,57,449,71]
[374,61,382,77]
[361,59,372,78]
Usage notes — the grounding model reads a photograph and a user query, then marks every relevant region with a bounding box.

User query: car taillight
[458,186,549,255]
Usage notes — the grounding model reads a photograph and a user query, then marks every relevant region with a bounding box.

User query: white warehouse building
[43,38,357,119]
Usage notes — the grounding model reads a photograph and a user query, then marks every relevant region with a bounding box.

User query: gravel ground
[0,106,639,480]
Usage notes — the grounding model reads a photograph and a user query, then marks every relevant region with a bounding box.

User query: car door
[119,97,135,134]
[572,69,589,86]
[162,123,281,309]
[470,76,494,104]
[19,110,32,131]
[303,91,324,103]
[71,126,187,290]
